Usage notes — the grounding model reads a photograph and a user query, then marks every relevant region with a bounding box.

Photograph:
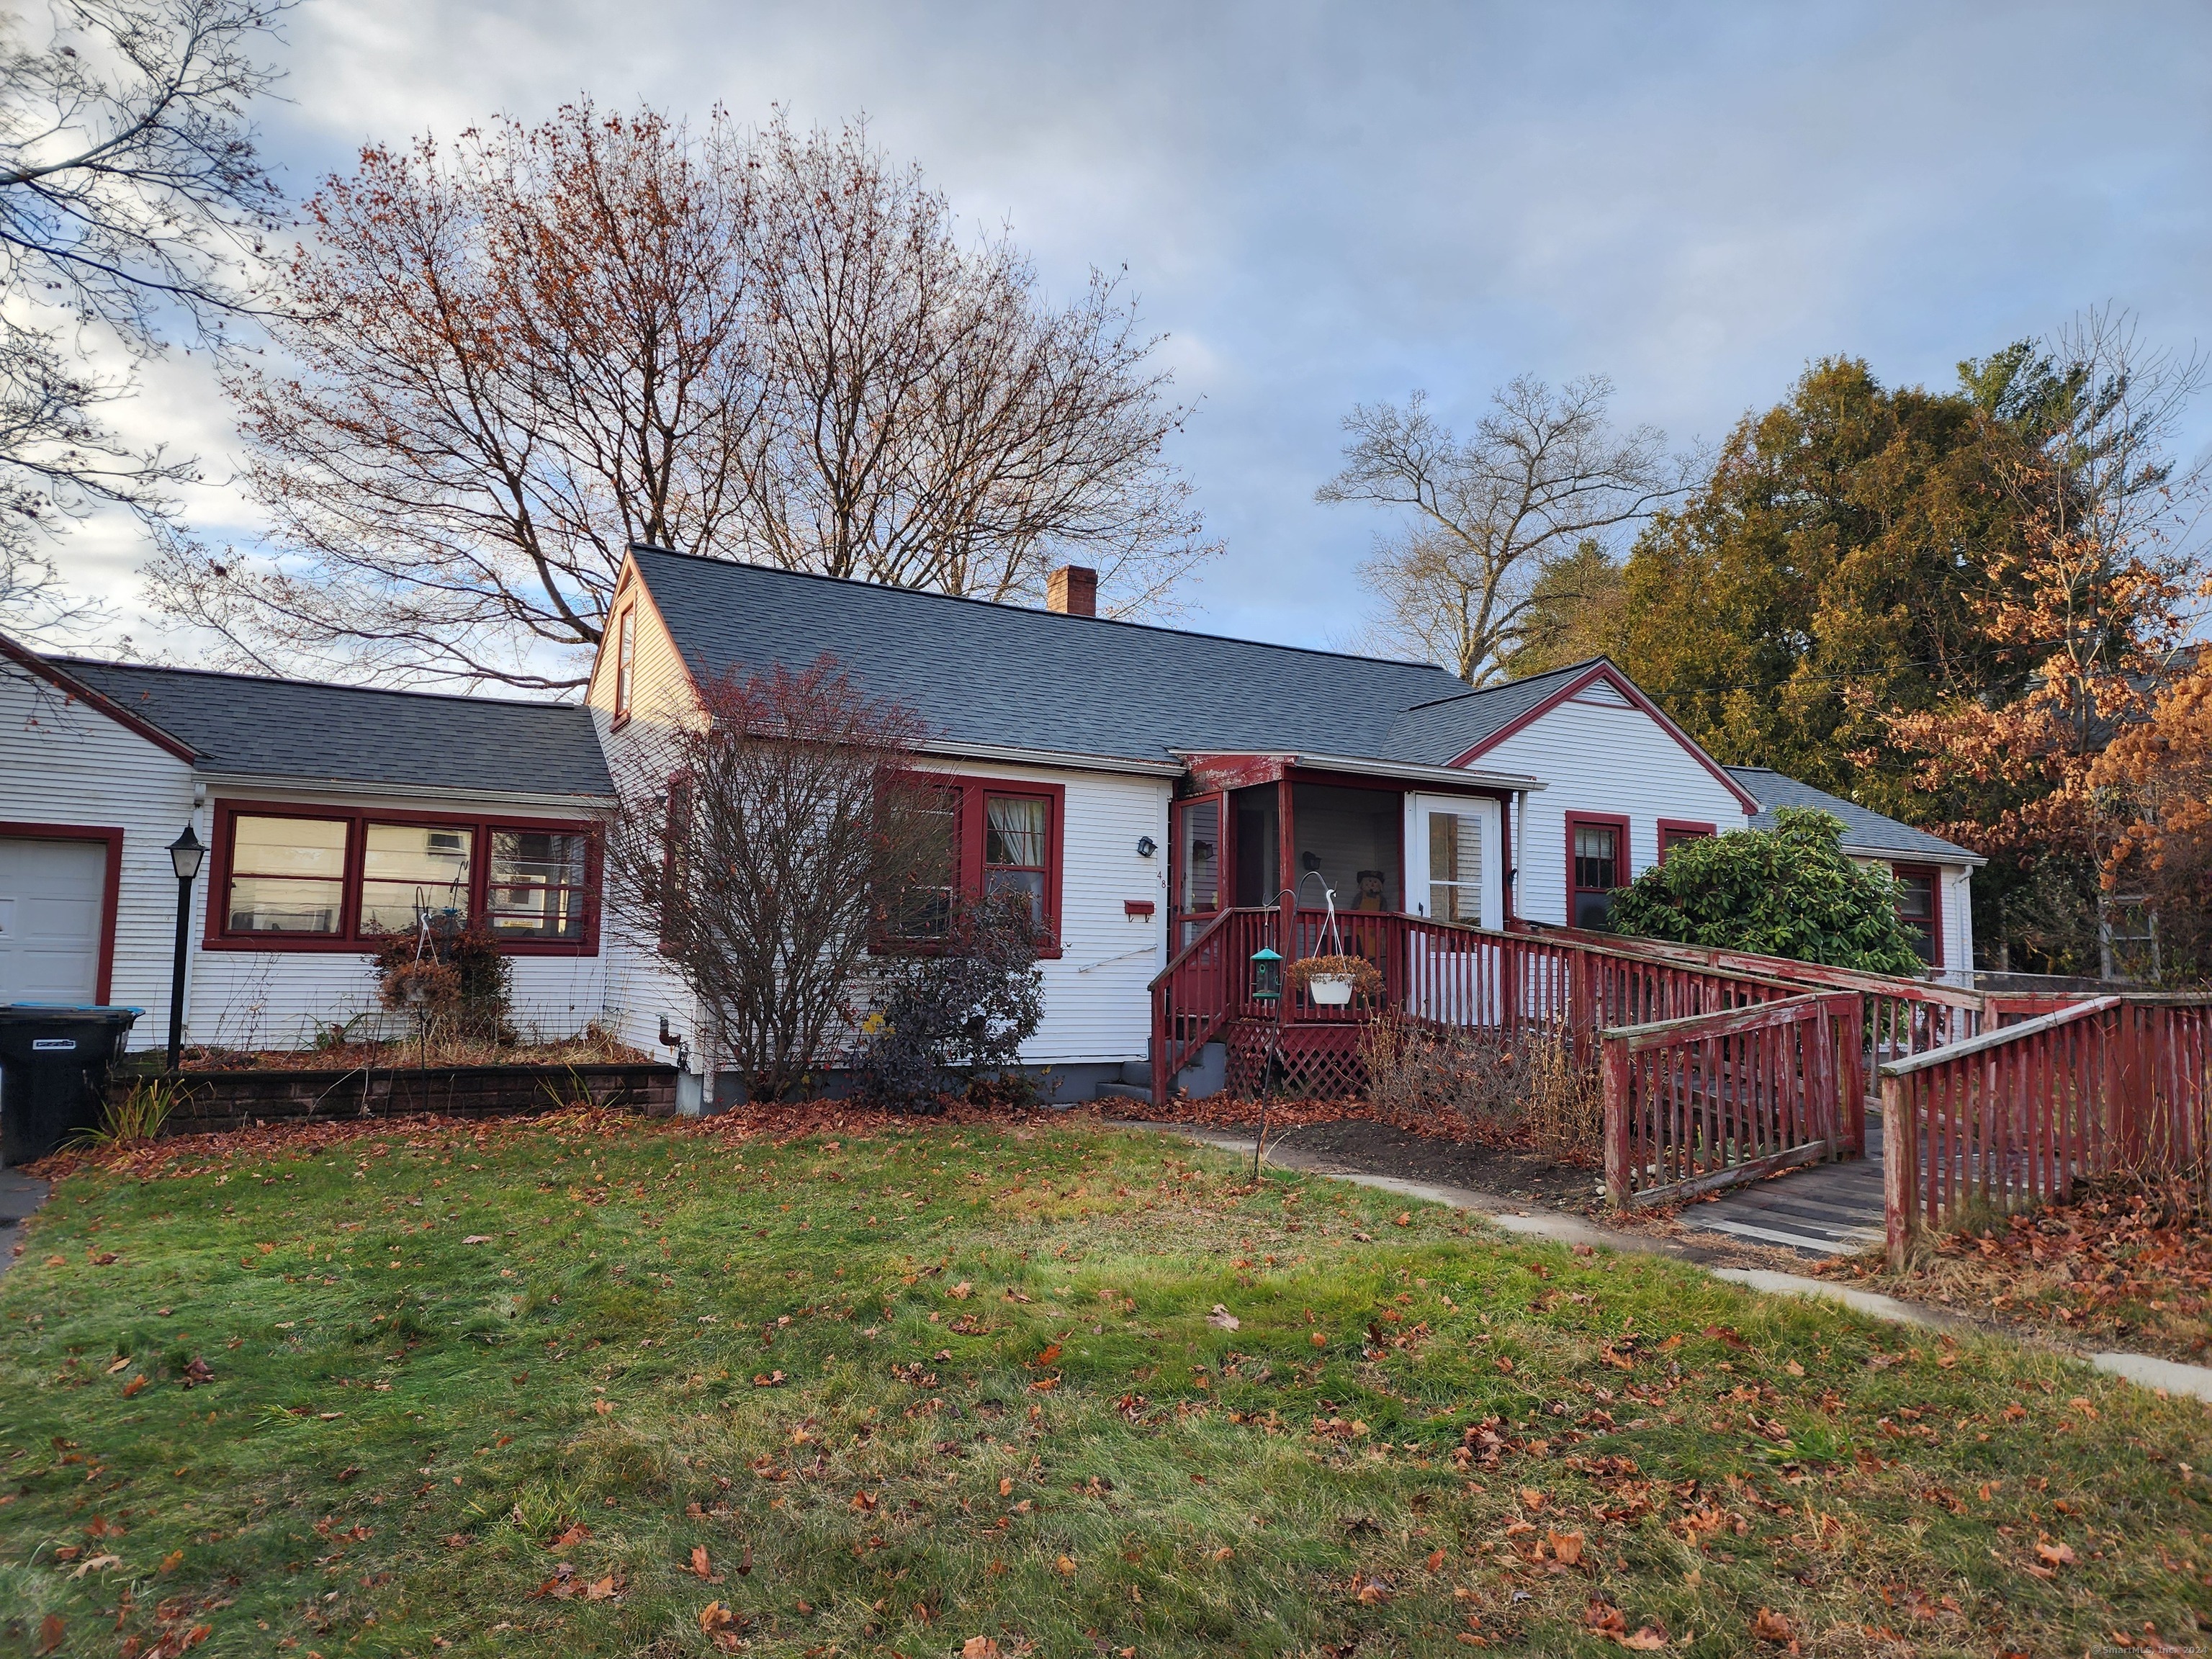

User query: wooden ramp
[1672,1110,1887,1259]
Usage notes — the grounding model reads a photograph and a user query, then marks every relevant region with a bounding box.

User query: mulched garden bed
[1822,1172,2212,1364]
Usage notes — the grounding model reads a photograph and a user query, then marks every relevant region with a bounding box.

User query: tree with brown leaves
[599,657,946,1102]
[151,104,1213,689]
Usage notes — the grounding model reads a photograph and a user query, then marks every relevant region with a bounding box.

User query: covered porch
[1164,750,1541,950]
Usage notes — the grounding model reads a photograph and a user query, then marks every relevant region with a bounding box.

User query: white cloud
[37,0,2212,666]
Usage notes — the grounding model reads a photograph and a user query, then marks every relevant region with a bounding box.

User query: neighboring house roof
[52,658,613,800]
[629,546,1477,766]
[1723,766,1984,867]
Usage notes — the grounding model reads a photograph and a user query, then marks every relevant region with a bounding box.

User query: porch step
[1095,1082,1154,1107]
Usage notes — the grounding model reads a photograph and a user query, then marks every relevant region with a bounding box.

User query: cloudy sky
[58,0,2212,675]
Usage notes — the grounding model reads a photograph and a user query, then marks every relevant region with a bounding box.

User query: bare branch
[1319,377,1684,684]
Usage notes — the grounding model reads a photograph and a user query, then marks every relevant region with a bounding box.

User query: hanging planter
[1286,953,1382,1007]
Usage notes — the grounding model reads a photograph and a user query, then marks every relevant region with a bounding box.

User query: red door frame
[1170,791,1228,948]
[1563,811,1632,929]
[0,821,125,1003]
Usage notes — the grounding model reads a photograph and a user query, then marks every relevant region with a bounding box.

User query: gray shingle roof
[631,547,1475,765]
[1723,766,1982,866]
[1378,661,1600,763]
[53,659,613,799]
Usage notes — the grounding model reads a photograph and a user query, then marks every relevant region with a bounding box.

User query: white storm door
[0,836,109,1002]
[1404,796,1501,930]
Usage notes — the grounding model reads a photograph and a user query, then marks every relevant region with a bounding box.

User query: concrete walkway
[1119,1120,2212,1406]
[0,1166,50,1282]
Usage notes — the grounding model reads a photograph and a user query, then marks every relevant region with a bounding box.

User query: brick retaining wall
[109,1062,679,1136]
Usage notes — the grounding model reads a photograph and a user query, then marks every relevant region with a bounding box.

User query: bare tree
[152,104,1215,691]
[599,656,944,1103]
[1318,377,1681,684]
[0,0,284,635]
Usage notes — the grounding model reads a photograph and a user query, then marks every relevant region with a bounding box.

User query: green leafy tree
[1601,356,2038,823]
[1607,807,1925,974]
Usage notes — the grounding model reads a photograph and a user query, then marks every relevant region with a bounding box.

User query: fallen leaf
[948,1281,972,1300]
[1207,1304,1240,1331]
[1585,1601,1627,1637]
[593,1398,613,1416]
[104,1355,131,1375]
[1035,1342,1063,1367]
[962,1640,1001,1659]
[90,1251,118,1266]
[1056,1554,1076,1575]
[1704,1325,1748,1350]
[549,1522,591,1550]
[698,1601,734,1632]
[752,1371,786,1388]
[69,1551,122,1579]
[1622,1627,1670,1650]
[1426,1548,1446,1572]
[1310,1331,1328,1348]
[36,1614,63,1656]
[1393,1213,1411,1227]
[1784,1360,1804,1377]
[159,1550,183,1573]
[463,1235,494,1244]
[850,1491,878,1512]
[690,1545,711,1578]
[999,1478,1014,1496]
[1519,1487,1546,1512]
[2035,1538,2076,1568]
[1548,1529,1585,1566]
[122,1375,146,1398]
[1354,1575,1391,1604]
[1210,1546,1233,1562]
[583,1574,616,1601]
[1750,1607,1796,1647]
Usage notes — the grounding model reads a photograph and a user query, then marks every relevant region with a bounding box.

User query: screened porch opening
[1291,782,1402,913]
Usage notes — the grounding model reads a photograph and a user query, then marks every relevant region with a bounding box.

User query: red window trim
[1891,861,1943,968]
[876,773,1066,959]
[0,821,125,1002]
[204,799,602,956]
[1657,818,1717,862]
[1563,811,1632,928]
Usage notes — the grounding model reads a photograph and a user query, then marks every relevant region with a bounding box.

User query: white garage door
[0,837,109,1003]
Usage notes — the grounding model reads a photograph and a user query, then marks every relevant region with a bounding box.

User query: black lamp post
[166,825,204,1073]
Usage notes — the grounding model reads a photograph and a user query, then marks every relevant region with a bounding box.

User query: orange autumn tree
[1877,312,2208,975]
[2092,660,2212,980]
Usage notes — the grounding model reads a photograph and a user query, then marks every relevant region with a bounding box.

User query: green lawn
[1,1110,2207,1658]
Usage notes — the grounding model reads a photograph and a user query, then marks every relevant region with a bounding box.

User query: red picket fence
[1601,992,1863,1207]
[1881,993,2212,1267]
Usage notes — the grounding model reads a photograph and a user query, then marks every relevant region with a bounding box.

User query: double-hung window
[1566,813,1629,930]
[881,775,1063,954]
[1892,866,1938,966]
[225,814,349,936]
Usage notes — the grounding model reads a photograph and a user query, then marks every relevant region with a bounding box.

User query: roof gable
[1421,660,1761,811]
[0,631,199,761]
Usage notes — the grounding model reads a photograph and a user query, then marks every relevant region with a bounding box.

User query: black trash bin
[0,1005,143,1166]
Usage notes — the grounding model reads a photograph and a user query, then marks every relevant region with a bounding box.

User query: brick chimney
[1046,565,1097,617]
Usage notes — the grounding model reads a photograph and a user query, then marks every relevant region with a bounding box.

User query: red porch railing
[1147,909,1804,1110]
[1601,992,1862,1206]
[1880,993,2212,1267]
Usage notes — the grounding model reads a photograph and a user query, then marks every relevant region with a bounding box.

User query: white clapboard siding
[1,665,197,1053]
[585,569,705,1058]
[1476,696,1753,925]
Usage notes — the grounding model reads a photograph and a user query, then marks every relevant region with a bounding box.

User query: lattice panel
[1225,1020,1370,1100]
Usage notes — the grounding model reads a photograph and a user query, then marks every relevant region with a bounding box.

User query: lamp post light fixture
[165,825,205,1073]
